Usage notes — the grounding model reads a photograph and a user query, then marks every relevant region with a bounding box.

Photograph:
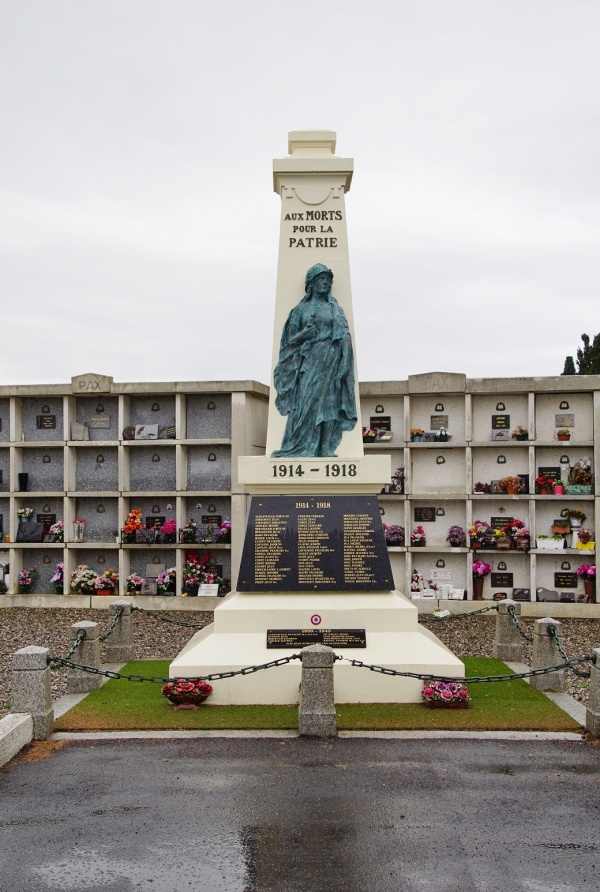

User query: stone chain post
[11,645,54,740]
[104,601,135,663]
[493,599,524,662]
[529,617,565,692]
[66,621,102,694]
[585,648,600,738]
[298,644,337,738]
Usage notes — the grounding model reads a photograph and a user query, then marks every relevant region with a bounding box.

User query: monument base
[169,590,464,704]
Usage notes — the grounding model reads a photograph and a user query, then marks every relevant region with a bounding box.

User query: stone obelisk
[170,131,463,703]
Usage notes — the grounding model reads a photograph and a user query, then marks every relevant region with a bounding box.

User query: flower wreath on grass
[422,680,470,704]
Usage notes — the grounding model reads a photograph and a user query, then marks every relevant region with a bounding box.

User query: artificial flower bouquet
[161,678,213,709]
[422,679,470,708]
[70,564,98,593]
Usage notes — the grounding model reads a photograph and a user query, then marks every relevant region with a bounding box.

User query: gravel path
[1,608,599,719]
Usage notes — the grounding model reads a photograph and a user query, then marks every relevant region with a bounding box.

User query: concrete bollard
[529,617,566,692]
[493,599,524,662]
[298,644,337,738]
[11,646,54,740]
[585,648,600,738]
[66,621,102,694]
[104,601,135,663]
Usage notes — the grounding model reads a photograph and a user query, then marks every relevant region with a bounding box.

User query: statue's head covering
[305,263,333,291]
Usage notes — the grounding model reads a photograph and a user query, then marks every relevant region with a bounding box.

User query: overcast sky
[1,1,599,388]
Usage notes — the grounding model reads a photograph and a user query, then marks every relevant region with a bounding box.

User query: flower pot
[362,437,376,444]
[505,484,520,495]
[72,522,85,543]
[165,692,209,710]
[565,484,593,495]
[52,584,63,594]
[515,538,530,551]
[552,485,565,495]
[411,435,423,442]
[472,576,484,600]
[557,434,571,441]
[470,539,482,549]
[538,487,550,495]
[536,538,565,550]
[584,579,596,604]
[18,585,31,594]
[577,541,595,551]
[515,434,528,441]
[95,589,112,596]
[411,541,424,547]
[183,584,199,596]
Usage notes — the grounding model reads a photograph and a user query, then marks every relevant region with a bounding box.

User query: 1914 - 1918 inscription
[267,629,366,648]
[238,495,393,592]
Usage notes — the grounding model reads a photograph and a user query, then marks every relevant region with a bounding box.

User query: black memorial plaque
[554,572,578,589]
[267,628,366,649]
[146,516,165,528]
[538,466,562,480]
[492,415,510,429]
[491,516,512,528]
[414,507,436,523]
[370,416,391,431]
[36,415,56,430]
[491,572,513,587]
[202,515,222,526]
[238,495,393,592]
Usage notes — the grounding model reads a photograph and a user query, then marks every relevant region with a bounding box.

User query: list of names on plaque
[238,496,394,592]
[253,513,291,585]
[343,513,377,585]
[297,514,336,585]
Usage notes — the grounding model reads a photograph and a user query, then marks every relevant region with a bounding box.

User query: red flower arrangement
[161,678,213,710]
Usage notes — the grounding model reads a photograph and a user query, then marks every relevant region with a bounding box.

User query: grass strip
[54,657,582,733]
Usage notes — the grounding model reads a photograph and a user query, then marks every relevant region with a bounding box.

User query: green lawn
[54,657,582,733]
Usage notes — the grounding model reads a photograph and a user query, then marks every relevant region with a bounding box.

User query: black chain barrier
[99,606,125,643]
[46,652,303,684]
[506,604,534,642]
[62,628,87,661]
[131,605,206,630]
[420,603,499,624]
[548,624,592,679]
[341,653,595,684]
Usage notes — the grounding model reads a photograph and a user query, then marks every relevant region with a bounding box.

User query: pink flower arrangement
[161,679,213,698]
[161,519,177,535]
[472,560,492,577]
[577,563,596,580]
[422,680,470,703]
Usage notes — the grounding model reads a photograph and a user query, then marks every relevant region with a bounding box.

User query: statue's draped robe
[272,292,357,457]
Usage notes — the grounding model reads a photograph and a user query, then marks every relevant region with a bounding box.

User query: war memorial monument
[170,131,463,702]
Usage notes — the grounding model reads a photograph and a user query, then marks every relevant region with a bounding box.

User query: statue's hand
[301,321,317,341]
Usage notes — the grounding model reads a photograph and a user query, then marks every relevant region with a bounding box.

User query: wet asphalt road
[0,736,598,892]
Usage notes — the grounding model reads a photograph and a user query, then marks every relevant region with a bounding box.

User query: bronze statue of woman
[271,263,357,457]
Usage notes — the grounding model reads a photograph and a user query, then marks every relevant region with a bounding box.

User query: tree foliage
[562,333,600,375]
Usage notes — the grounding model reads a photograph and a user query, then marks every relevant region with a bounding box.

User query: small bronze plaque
[266,629,366,649]
[430,415,449,430]
[492,415,510,429]
[491,573,513,587]
[90,415,112,429]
